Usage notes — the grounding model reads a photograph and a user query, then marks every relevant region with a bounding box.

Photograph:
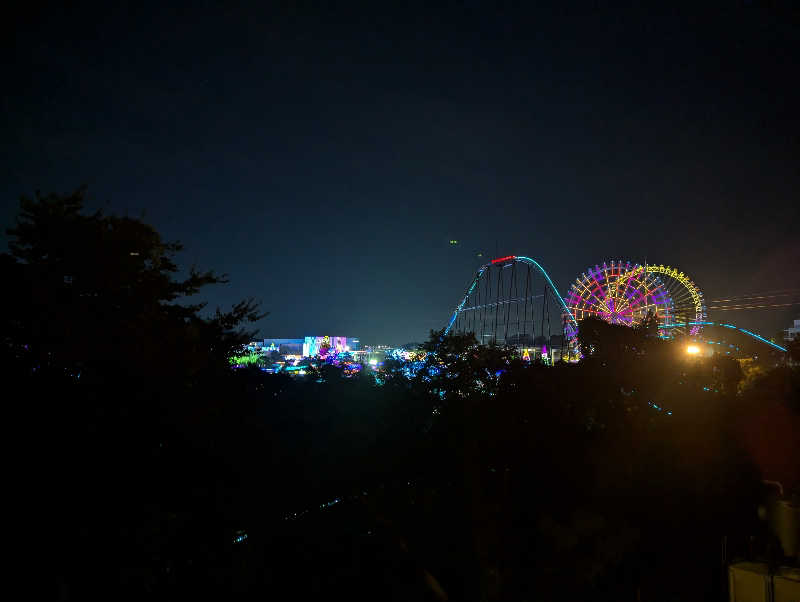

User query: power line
[710,289,800,303]
[707,301,800,311]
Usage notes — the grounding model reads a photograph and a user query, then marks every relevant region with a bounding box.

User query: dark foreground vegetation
[3,190,799,601]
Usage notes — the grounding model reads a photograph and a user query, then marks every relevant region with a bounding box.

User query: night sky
[3,2,799,344]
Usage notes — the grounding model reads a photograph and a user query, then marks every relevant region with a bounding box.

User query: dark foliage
[2,188,264,385]
[4,193,796,601]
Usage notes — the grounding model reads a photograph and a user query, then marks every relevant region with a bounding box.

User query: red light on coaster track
[491,255,516,264]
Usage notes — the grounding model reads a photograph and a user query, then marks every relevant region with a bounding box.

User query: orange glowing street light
[686,345,700,355]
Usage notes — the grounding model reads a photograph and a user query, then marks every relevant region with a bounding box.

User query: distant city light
[686,345,700,355]
[369,358,378,366]
[233,531,248,544]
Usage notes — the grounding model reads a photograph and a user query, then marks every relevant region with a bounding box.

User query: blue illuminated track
[661,321,787,352]
[515,256,577,327]
[444,258,788,354]
[444,266,487,335]
[444,256,577,336]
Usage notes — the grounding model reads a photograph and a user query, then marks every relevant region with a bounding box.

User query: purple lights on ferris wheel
[565,260,708,341]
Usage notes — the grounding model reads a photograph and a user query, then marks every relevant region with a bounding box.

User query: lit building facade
[252,336,360,358]
[250,338,305,355]
[303,335,359,357]
[785,319,800,342]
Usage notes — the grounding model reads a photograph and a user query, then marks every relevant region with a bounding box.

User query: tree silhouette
[788,337,800,364]
[2,187,264,385]
[3,190,787,601]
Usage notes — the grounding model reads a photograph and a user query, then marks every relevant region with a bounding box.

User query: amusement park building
[250,336,361,357]
[250,338,304,355]
[785,319,800,342]
[303,336,360,356]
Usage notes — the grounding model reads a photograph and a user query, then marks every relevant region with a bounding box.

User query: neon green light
[229,352,261,366]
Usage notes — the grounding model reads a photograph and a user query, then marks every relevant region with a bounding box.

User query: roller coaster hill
[444,255,789,362]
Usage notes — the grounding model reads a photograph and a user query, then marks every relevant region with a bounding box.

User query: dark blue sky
[3,2,798,343]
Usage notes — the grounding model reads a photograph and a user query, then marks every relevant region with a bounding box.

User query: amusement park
[443,254,791,363]
[8,2,800,598]
[233,253,796,393]
[7,201,799,601]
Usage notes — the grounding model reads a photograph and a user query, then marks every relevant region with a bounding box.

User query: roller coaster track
[657,321,787,352]
[444,256,789,354]
[444,255,577,337]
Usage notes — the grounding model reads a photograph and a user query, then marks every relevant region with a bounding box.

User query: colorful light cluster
[566,260,673,330]
[229,352,262,367]
[303,335,351,358]
[631,264,706,335]
[565,260,709,340]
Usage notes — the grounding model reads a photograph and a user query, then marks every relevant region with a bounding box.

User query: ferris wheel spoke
[567,261,702,336]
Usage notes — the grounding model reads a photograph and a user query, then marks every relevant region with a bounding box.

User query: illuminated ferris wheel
[566,261,673,330]
[565,261,706,337]
[639,264,706,335]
